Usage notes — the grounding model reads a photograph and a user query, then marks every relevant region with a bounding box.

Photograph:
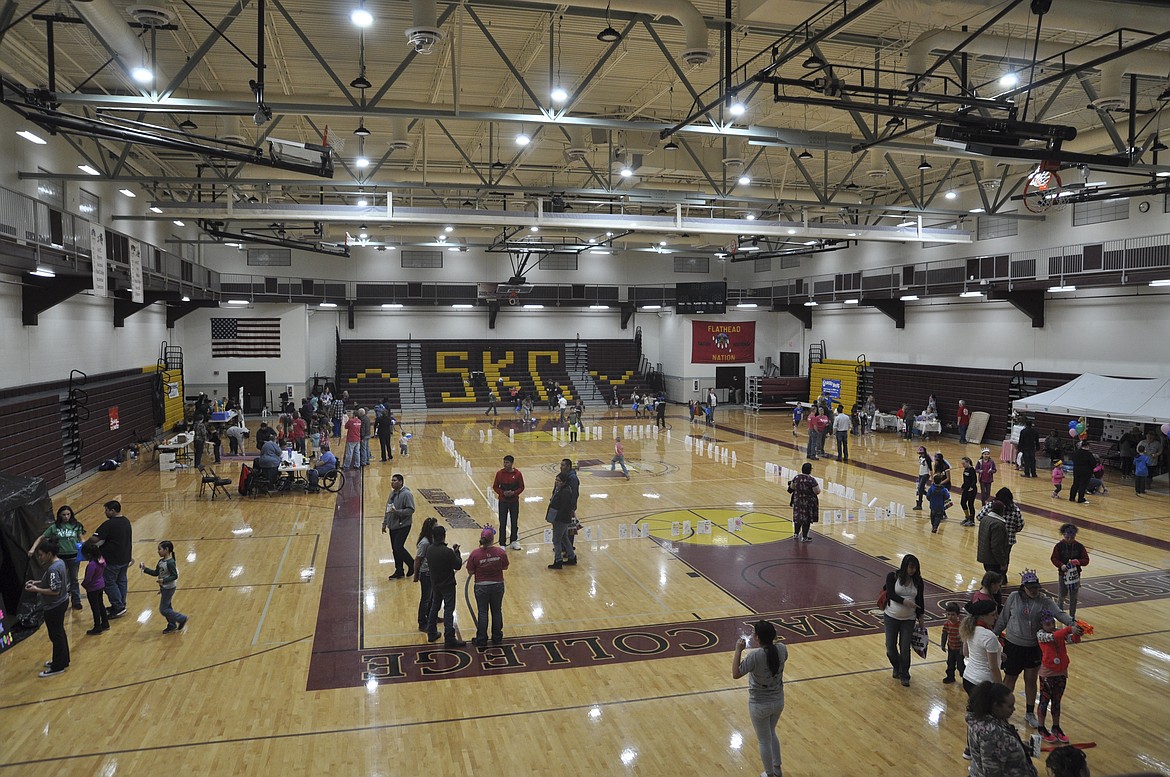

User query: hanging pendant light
[353,120,371,137]
[798,149,813,160]
[918,157,932,171]
[597,2,621,42]
[178,117,198,130]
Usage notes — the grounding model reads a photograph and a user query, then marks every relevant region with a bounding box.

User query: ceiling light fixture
[619,166,633,178]
[227,299,250,305]
[663,139,679,151]
[353,120,371,137]
[17,130,47,144]
[444,225,454,233]
[515,132,531,146]
[960,291,984,298]
[319,301,338,308]
[130,66,153,84]
[350,74,372,90]
[803,300,818,307]
[350,1,373,27]
[550,86,568,103]
[918,157,932,171]
[178,117,198,130]
[530,226,539,232]
[798,149,813,160]
[355,156,369,168]
[356,198,368,207]
[596,3,622,43]
[640,305,661,311]
[30,268,56,278]
[181,295,191,302]
[945,190,958,200]
[802,54,825,69]
[999,72,1019,88]
[1147,279,1170,287]
[728,101,746,117]
[119,189,136,198]
[1047,285,1077,292]
[885,116,904,129]
[523,304,544,309]
[149,206,163,214]
[899,294,919,301]
[736,303,758,309]
[738,175,751,186]
[844,299,859,304]
[173,220,185,226]
[78,165,100,176]
[588,304,610,310]
[382,303,404,309]
[452,303,474,309]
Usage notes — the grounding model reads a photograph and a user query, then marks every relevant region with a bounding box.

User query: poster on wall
[109,406,119,431]
[128,240,144,303]
[167,382,180,399]
[822,379,841,401]
[690,321,755,363]
[89,224,107,298]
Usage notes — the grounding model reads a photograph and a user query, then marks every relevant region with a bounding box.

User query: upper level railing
[0,184,220,295]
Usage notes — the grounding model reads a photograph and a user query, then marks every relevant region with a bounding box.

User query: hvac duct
[905,30,1170,108]
[564,128,589,164]
[406,0,444,54]
[68,0,172,88]
[740,0,1170,38]
[507,0,710,67]
[388,118,412,152]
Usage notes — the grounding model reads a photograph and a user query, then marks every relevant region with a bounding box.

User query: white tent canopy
[1012,374,1170,425]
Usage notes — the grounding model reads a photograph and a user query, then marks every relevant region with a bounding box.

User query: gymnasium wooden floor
[2,407,1169,777]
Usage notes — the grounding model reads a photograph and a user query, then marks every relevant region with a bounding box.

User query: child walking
[939,602,965,683]
[959,457,977,526]
[611,436,630,479]
[926,473,949,533]
[1133,450,1151,494]
[1051,459,1064,498]
[1036,610,1081,744]
[140,540,188,633]
[791,404,803,436]
[974,448,997,506]
[81,540,109,635]
[1050,523,1090,617]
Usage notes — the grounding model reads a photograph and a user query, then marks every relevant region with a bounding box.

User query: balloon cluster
[1162,422,1170,438]
[1067,417,1087,440]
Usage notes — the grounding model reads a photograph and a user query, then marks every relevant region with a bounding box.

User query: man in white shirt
[707,389,717,426]
[833,406,853,462]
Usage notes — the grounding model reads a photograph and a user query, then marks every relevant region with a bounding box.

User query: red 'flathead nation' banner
[691,321,755,364]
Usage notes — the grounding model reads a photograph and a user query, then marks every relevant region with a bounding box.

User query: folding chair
[199,465,234,500]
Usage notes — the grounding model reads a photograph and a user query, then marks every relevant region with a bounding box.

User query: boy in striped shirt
[940,601,965,683]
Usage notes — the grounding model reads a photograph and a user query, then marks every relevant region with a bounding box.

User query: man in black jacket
[424,526,465,647]
[1017,420,1040,478]
[1069,441,1097,504]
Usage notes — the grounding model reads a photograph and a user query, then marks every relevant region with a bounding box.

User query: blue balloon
[1068,420,1078,429]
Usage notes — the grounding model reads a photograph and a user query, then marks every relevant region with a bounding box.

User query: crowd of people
[23,500,187,678]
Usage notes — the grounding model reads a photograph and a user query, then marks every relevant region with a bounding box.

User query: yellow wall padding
[808,359,866,411]
[144,363,185,431]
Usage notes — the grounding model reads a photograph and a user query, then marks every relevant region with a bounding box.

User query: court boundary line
[4,626,1166,769]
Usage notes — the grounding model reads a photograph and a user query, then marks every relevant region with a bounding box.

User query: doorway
[715,366,745,405]
[228,371,267,414]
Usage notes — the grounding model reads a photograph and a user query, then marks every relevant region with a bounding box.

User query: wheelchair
[319,469,345,493]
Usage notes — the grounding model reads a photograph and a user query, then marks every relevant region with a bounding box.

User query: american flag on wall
[210,318,282,358]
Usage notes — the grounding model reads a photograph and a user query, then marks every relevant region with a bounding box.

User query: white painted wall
[0,272,168,389]
[174,303,309,404]
[806,288,1170,376]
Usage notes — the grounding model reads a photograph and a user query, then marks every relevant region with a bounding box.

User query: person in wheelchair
[306,443,339,494]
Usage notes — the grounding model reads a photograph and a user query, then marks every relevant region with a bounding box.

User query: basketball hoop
[1023,165,1064,213]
